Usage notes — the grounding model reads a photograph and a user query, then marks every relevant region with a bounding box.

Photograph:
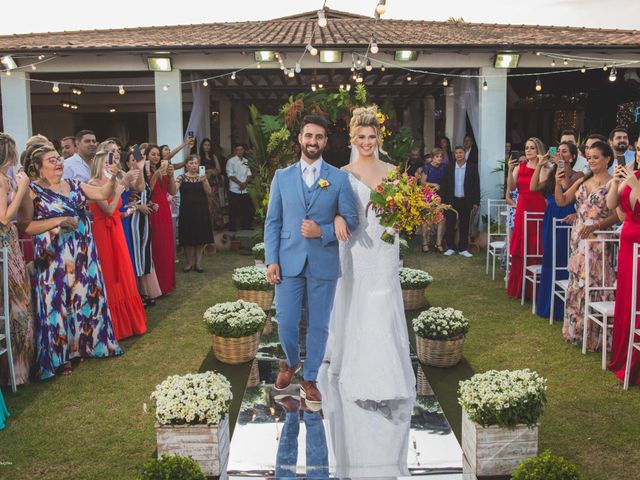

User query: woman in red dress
[146,144,176,295]
[607,142,640,385]
[89,145,147,340]
[506,138,547,300]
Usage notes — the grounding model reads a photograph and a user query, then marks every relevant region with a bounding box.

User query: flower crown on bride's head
[349,105,387,155]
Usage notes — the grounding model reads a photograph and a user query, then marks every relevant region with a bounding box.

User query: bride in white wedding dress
[318,106,416,478]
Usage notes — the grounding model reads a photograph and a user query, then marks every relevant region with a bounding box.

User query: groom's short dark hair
[300,115,328,135]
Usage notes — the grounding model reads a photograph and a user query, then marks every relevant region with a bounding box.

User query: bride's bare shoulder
[380,160,397,172]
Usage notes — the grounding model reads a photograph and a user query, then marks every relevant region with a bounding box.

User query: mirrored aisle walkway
[227,324,472,479]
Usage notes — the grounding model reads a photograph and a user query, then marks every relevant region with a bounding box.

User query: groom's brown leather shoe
[275,360,301,390]
[300,380,322,403]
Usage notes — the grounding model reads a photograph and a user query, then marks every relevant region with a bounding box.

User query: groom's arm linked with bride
[263,156,357,402]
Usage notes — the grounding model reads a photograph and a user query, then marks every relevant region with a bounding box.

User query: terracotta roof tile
[0,18,638,52]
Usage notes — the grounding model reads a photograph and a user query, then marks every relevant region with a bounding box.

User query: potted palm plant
[203,300,266,364]
[458,369,547,477]
[152,372,232,477]
[413,307,469,367]
[232,265,274,310]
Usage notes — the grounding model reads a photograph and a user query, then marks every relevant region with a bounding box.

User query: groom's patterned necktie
[303,165,316,188]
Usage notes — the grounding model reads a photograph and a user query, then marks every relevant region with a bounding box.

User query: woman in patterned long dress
[554,141,619,351]
[0,133,35,386]
[20,146,123,379]
[506,138,547,300]
[147,144,176,295]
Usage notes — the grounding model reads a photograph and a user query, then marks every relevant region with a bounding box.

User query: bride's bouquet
[368,168,452,244]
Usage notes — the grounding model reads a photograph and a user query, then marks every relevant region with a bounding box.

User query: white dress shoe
[443,249,455,256]
[459,250,473,258]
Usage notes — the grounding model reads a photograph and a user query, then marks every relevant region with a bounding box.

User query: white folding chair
[0,246,16,393]
[624,243,640,390]
[521,211,545,313]
[485,199,508,281]
[583,231,619,369]
[549,217,573,325]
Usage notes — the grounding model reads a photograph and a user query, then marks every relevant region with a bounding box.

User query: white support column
[218,96,232,156]
[154,70,183,152]
[478,67,507,207]
[1,72,32,150]
[423,95,436,152]
[444,86,455,142]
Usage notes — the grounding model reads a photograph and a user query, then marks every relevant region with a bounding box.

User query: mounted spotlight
[494,53,520,69]
[319,50,343,63]
[394,50,418,62]
[255,51,276,62]
[0,55,17,70]
[147,57,172,72]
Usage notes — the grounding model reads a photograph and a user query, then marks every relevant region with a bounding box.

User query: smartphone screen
[510,151,520,161]
[199,165,206,176]
[132,144,143,161]
[107,152,114,165]
[188,131,194,138]
[549,146,557,156]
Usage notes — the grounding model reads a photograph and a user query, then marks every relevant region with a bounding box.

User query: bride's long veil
[349,143,380,164]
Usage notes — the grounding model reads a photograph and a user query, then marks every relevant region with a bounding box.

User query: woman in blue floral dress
[21,145,125,379]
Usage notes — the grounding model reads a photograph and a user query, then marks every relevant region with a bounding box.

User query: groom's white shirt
[299,157,324,187]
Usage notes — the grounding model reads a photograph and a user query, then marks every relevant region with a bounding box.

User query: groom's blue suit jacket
[264,161,358,280]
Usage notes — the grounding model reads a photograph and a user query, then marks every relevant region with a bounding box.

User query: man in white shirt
[60,136,77,159]
[62,130,97,182]
[226,144,254,231]
[609,127,636,172]
[560,129,589,174]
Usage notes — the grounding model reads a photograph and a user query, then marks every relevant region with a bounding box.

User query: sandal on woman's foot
[182,266,193,273]
[60,364,73,376]
[435,243,445,253]
[422,243,430,253]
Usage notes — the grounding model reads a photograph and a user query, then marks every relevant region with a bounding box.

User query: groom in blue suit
[265,115,357,405]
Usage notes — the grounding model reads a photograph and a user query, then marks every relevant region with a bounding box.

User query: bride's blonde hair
[349,106,387,155]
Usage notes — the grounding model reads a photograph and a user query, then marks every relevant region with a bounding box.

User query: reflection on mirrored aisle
[227,329,468,479]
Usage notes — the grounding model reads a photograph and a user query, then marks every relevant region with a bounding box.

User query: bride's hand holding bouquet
[367,168,453,244]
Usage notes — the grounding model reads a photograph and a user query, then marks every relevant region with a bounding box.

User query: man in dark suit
[463,134,479,164]
[441,146,480,257]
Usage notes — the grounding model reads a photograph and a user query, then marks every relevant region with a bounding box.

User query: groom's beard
[301,144,323,160]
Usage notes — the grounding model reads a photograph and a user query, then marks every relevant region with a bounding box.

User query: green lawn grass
[0,245,638,479]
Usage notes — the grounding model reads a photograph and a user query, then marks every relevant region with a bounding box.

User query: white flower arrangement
[203,300,266,338]
[458,369,547,429]
[399,267,433,289]
[399,238,409,259]
[251,242,265,261]
[413,307,469,340]
[232,266,273,291]
[151,371,233,425]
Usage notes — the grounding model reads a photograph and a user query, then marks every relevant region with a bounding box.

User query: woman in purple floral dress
[21,146,125,379]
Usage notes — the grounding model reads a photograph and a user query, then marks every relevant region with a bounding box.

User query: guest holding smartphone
[88,149,146,340]
[176,155,213,272]
[147,144,176,295]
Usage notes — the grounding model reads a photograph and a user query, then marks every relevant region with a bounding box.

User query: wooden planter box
[462,408,538,477]
[156,415,230,477]
[211,332,260,365]
[416,335,464,367]
[237,289,274,311]
[401,287,426,310]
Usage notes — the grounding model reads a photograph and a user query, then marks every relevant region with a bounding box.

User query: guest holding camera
[20,145,122,379]
[176,155,213,273]
[88,148,146,341]
[147,144,176,295]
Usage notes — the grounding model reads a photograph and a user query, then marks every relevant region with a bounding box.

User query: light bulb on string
[295,62,301,74]
[442,77,448,87]
[257,63,261,69]
[231,71,237,80]
[563,58,568,65]
[370,37,379,54]
[31,64,36,70]
[535,77,542,92]
[603,65,608,71]
[609,67,617,82]
[311,83,317,92]
[5,70,10,76]
[356,74,364,84]
[203,79,208,87]
[551,59,556,67]
[52,82,60,93]
[317,10,327,28]
[318,83,323,89]
[352,72,357,80]
[38,54,45,60]
[118,85,125,95]
[365,59,372,72]
[287,69,295,78]
[356,56,362,66]
[162,84,169,91]
[376,0,386,15]
[581,65,587,73]
[406,73,412,82]
[380,65,385,72]
[350,62,355,72]
[346,84,351,91]
[482,79,488,91]
[535,51,541,56]
[306,44,318,56]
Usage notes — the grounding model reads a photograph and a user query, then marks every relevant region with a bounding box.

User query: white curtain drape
[452,74,479,148]
[184,73,209,150]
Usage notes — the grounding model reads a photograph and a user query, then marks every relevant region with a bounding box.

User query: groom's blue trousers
[276,263,337,381]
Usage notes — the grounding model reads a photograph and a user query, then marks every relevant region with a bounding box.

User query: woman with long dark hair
[529,141,582,320]
[199,138,224,231]
[438,136,453,167]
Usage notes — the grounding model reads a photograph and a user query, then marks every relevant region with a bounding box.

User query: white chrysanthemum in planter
[399,267,433,289]
[413,307,469,341]
[203,300,266,338]
[232,266,273,291]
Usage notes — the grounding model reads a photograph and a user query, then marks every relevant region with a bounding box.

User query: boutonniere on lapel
[317,178,330,191]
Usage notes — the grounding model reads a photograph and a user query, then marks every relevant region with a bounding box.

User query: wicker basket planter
[211,332,260,364]
[155,416,230,477]
[402,288,426,310]
[416,335,465,367]
[237,289,274,311]
[462,408,538,477]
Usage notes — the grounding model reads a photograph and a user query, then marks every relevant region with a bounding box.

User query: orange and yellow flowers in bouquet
[368,168,452,244]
